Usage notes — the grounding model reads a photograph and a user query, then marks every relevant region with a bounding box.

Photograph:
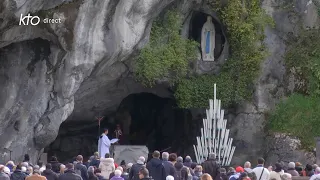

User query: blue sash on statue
[205,31,210,54]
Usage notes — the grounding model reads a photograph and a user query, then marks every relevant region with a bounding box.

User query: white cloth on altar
[98,134,119,158]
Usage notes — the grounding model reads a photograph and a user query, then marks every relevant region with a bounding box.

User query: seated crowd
[0,152,318,180]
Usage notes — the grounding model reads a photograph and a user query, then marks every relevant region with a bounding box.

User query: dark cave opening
[45,92,198,163]
[189,11,226,58]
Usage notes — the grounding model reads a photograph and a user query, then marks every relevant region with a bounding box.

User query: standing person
[99,129,117,159]
[305,164,314,177]
[309,167,320,180]
[244,162,256,180]
[48,156,61,174]
[23,154,33,168]
[0,165,10,180]
[138,168,153,180]
[99,154,115,180]
[88,166,98,180]
[286,162,299,177]
[110,170,124,180]
[75,155,89,180]
[42,164,59,180]
[25,170,46,180]
[269,163,284,180]
[162,152,176,177]
[60,164,66,175]
[58,163,83,180]
[252,158,270,180]
[183,157,192,168]
[11,163,28,180]
[201,153,219,180]
[114,125,123,145]
[90,153,101,169]
[169,154,177,165]
[146,151,166,180]
[129,157,145,180]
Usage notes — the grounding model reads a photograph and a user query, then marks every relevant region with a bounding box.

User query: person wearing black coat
[201,153,220,180]
[146,151,166,180]
[10,164,27,180]
[161,152,176,178]
[42,164,59,180]
[58,163,83,180]
[89,153,100,168]
[129,157,145,180]
[75,155,89,180]
[49,156,62,174]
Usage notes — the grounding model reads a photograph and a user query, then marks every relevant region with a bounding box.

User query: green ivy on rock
[134,10,198,87]
[175,0,273,108]
[267,94,320,150]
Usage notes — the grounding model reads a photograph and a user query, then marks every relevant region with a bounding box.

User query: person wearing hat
[229,166,244,180]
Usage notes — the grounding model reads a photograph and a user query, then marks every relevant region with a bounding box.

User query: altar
[110,145,149,165]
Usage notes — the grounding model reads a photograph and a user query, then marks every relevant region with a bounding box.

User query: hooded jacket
[42,169,59,180]
[146,158,166,180]
[99,158,115,180]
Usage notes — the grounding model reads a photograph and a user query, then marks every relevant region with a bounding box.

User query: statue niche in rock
[201,16,215,61]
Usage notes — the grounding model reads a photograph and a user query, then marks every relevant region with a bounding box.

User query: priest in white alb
[98,128,119,158]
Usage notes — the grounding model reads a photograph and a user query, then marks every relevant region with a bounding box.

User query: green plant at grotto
[175,0,274,108]
[285,29,320,95]
[267,94,320,150]
[135,10,198,87]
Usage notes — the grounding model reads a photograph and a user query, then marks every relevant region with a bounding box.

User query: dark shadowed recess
[45,92,202,163]
[189,11,225,58]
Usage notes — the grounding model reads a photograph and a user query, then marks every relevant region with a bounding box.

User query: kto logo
[19,14,40,26]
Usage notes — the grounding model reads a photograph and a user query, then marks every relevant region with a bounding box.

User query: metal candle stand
[193,83,236,166]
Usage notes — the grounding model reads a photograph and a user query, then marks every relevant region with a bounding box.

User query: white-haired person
[166,175,174,180]
[0,165,10,179]
[287,162,299,177]
[310,167,320,180]
[280,173,292,180]
[110,169,124,180]
[129,156,146,180]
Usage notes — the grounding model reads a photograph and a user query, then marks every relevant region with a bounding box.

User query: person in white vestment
[98,128,118,158]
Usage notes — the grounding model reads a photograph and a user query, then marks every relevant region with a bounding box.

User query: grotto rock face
[0,0,176,163]
[229,0,319,165]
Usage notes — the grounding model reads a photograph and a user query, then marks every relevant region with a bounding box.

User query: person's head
[177,156,183,163]
[16,163,22,170]
[219,168,226,174]
[94,152,99,158]
[116,124,121,129]
[257,157,265,165]
[306,164,313,171]
[281,173,292,180]
[21,166,27,172]
[139,168,149,179]
[60,164,66,173]
[33,165,40,170]
[275,162,283,172]
[185,156,191,163]
[137,156,145,164]
[120,160,126,166]
[24,154,30,161]
[239,172,249,180]
[115,169,122,176]
[244,161,251,168]
[315,167,320,174]
[76,155,83,162]
[117,166,123,173]
[208,153,216,160]
[195,165,203,173]
[37,161,43,167]
[88,166,95,173]
[313,164,318,170]
[28,166,33,173]
[162,152,169,160]
[169,153,177,162]
[66,163,74,170]
[21,162,28,167]
[105,153,110,158]
[6,161,14,166]
[46,163,52,170]
[127,163,133,169]
[104,128,108,134]
[200,173,213,180]
[166,175,175,180]
[288,162,295,169]
[228,167,235,173]
[236,166,244,173]
[153,151,160,159]
[191,162,197,169]
[33,169,41,175]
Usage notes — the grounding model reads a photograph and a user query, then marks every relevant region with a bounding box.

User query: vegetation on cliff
[175,0,273,108]
[135,11,198,87]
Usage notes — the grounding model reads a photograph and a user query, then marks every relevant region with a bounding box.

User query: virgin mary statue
[201,16,215,61]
